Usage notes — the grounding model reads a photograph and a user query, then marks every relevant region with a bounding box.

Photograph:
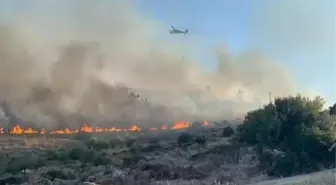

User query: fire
[10,125,24,134]
[171,121,190,130]
[80,124,93,133]
[161,125,167,130]
[203,120,209,126]
[50,128,78,135]
[0,120,210,135]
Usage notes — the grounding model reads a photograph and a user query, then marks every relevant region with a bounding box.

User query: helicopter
[169,26,188,35]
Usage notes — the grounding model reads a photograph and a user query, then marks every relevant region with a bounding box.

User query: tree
[236,95,336,177]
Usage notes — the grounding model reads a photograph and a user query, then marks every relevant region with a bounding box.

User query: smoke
[0,0,315,128]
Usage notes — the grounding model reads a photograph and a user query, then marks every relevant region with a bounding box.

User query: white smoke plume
[0,0,317,128]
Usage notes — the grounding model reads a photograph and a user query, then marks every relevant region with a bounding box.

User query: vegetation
[236,95,336,177]
[177,132,193,147]
[0,95,335,184]
[194,135,207,146]
[222,126,235,137]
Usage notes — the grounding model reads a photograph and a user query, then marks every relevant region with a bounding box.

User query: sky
[0,0,335,104]
[135,0,336,103]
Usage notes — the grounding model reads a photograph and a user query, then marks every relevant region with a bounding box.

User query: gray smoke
[0,0,317,128]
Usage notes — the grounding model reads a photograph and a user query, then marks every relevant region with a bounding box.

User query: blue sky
[0,0,335,104]
[135,0,336,103]
[135,0,253,67]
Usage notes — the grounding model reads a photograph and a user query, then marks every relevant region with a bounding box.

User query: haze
[0,0,333,128]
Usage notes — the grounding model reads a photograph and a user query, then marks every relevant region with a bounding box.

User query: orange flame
[171,121,190,130]
[0,120,209,135]
[203,120,209,126]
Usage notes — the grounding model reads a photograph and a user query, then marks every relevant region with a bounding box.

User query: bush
[222,126,234,137]
[6,155,37,174]
[45,148,69,161]
[109,139,122,148]
[41,169,76,181]
[92,141,109,150]
[93,156,111,167]
[177,132,193,147]
[194,135,207,146]
[125,138,136,148]
[81,149,96,164]
[0,174,26,185]
[68,148,84,160]
[236,95,336,177]
[140,143,163,153]
[122,154,144,167]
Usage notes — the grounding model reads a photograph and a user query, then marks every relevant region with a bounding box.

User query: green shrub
[80,149,96,164]
[125,138,136,148]
[140,143,162,153]
[41,169,76,181]
[236,95,336,177]
[177,132,193,147]
[122,154,143,167]
[6,155,37,174]
[68,148,84,160]
[194,135,207,146]
[0,174,26,185]
[93,156,111,167]
[109,139,122,148]
[222,126,234,137]
[45,148,69,161]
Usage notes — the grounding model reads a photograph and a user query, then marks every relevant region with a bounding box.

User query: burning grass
[0,121,206,136]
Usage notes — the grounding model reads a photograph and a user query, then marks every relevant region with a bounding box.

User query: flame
[0,120,209,135]
[10,125,24,134]
[171,121,190,130]
[203,120,209,126]
[161,125,167,130]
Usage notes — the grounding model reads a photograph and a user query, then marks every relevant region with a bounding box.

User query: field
[0,124,272,185]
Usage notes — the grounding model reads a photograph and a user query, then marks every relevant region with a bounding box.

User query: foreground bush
[222,126,234,137]
[177,132,193,147]
[236,95,336,177]
[6,154,38,174]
